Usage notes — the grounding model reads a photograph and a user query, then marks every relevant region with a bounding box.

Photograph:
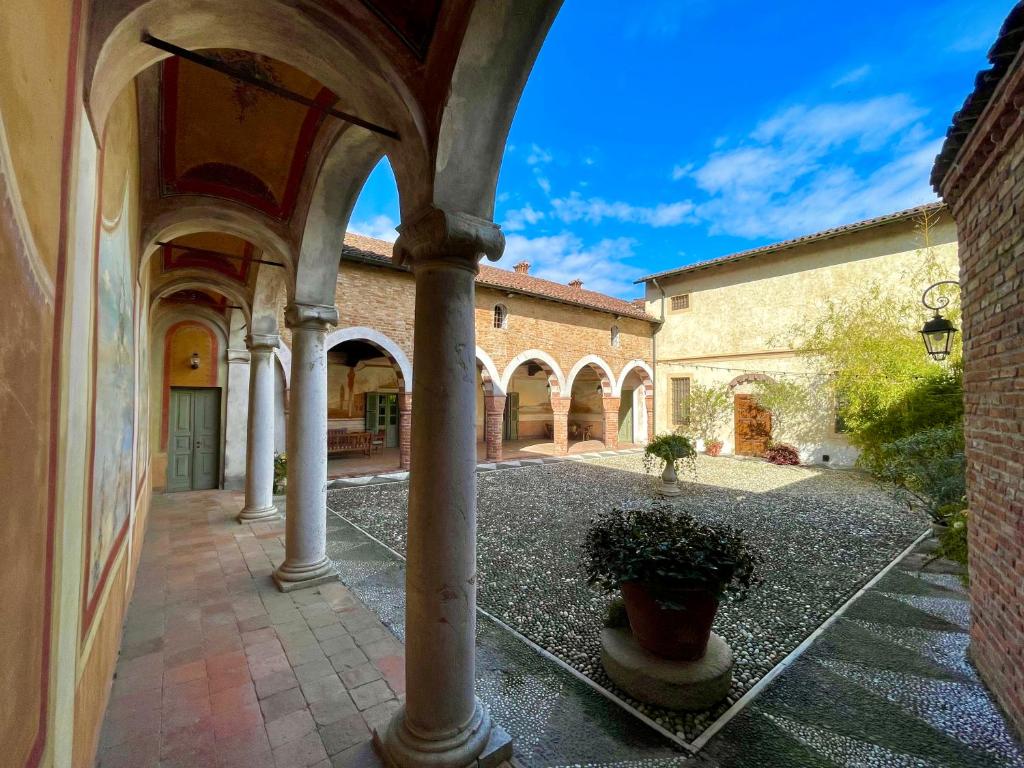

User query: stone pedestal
[600,627,733,711]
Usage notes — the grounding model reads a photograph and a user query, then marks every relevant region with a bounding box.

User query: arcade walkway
[94,491,404,768]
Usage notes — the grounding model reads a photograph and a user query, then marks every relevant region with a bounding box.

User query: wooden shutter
[365,392,379,432]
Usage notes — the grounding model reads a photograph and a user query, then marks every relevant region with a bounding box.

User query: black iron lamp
[919,280,960,361]
[190,351,201,369]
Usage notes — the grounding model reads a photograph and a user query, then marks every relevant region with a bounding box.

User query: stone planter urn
[660,461,681,496]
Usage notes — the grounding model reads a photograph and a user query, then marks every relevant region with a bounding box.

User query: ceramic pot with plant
[642,433,696,496]
[584,501,760,660]
[706,439,723,457]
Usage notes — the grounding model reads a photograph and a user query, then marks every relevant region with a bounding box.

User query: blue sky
[349,0,1010,299]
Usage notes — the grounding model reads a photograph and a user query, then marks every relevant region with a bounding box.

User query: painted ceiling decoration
[161,289,230,314]
[159,52,337,220]
[360,0,443,60]
[160,231,255,284]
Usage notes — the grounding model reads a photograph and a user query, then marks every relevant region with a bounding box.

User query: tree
[751,378,821,444]
[685,383,731,444]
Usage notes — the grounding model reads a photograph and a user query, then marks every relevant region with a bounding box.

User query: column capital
[285,302,338,331]
[246,333,281,352]
[394,206,504,272]
[227,348,250,364]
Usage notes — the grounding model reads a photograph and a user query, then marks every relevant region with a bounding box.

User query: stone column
[398,392,412,471]
[646,395,655,443]
[238,334,280,523]
[483,394,506,462]
[603,395,621,450]
[551,396,570,454]
[273,303,337,592]
[376,208,511,766]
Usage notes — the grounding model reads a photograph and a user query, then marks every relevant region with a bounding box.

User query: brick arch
[727,372,774,390]
[501,349,566,396]
[324,326,411,395]
[566,354,615,396]
[614,359,654,398]
[476,347,504,396]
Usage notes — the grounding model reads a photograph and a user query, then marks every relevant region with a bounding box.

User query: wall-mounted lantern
[190,351,201,370]
[919,281,960,361]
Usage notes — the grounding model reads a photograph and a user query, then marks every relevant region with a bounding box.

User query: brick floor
[95,490,403,768]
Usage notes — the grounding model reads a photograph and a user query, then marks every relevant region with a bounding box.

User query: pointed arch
[500,349,566,395]
[566,355,615,395]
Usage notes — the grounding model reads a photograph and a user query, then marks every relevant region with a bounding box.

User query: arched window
[610,324,620,348]
[493,304,508,329]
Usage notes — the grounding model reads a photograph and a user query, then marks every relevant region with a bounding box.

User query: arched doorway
[323,329,412,477]
[492,350,566,458]
[616,361,655,446]
[565,356,616,450]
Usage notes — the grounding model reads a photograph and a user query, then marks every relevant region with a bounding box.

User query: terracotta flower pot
[706,442,723,457]
[620,581,720,661]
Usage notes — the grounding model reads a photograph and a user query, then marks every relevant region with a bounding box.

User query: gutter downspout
[650,277,667,436]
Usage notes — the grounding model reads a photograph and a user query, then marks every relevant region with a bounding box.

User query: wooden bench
[327,429,372,457]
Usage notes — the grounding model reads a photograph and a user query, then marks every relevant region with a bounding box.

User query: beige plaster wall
[648,213,959,464]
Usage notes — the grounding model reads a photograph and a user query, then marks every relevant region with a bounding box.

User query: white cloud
[671,162,693,180]
[499,233,642,298]
[349,214,398,242]
[551,191,696,227]
[832,64,871,88]
[526,143,553,165]
[502,203,545,232]
[536,175,552,195]
[688,95,938,240]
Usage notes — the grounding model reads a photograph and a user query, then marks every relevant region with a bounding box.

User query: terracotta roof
[931,2,1024,191]
[341,233,657,322]
[635,202,946,284]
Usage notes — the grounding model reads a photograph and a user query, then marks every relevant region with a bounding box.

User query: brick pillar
[603,396,620,449]
[646,395,655,443]
[551,396,570,454]
[483,394,505,462]
[398,392,412,471]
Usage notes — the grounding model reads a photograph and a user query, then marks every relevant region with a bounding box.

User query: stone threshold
[326,448,644,489]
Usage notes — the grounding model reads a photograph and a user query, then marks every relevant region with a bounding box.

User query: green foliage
[751,379,815,442]
[790,212,963,469]
[764,443,800,465]
[583,501,761,608]
[273,452,287,495]
[642,432,697,478]
[936,508,969,584]
[686,383,731,444]
[877,426,965,523]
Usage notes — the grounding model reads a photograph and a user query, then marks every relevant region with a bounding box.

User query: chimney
[568,278,583,290]
[513,261,531,274]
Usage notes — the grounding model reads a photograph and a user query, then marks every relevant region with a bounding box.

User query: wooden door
[617,391,634,444]
[366,393,399,448]
[167,387,221,491]
[503,392,519,440]
[734,394,771,456]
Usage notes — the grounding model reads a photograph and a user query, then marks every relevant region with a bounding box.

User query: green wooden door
[365,393,399,448]
[166,387,220,492]
[502,392,519,441]
[618,390,634,444]
[167,389,195,492]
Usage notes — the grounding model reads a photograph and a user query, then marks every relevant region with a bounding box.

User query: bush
[936,508,969,585]
[877,426,965,523]
[686,383,731,444]
[273,452,287,495]
[583,501,760,608]
[764,443,800,465]
[642,433,697,477]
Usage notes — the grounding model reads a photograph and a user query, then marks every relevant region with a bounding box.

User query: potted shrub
[584,502,759,660]
[687,383,730,454]
[273,452,288,495]
[642,433,696,496]
[706,439,724,457]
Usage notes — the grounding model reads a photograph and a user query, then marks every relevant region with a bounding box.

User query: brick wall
[277,261,654,390]
[940,78,1024,737]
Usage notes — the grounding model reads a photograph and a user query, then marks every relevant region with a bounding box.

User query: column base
[236,503,280,524]
[373,700,511,768]
[272,556,335,593]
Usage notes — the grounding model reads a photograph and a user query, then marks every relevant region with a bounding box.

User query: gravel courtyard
[326,454,927,741]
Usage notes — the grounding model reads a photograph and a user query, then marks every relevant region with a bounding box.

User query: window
[671,377,691,426]
[670,293,690,312]
[610,325,620,348]
[493,304,508,329]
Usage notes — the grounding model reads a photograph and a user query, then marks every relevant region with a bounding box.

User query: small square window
[670,294,690,312]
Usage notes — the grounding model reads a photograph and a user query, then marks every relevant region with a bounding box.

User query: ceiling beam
[157,240,285,268]
[143,34,400,140]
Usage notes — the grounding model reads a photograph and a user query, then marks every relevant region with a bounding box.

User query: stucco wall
[647,213,960,464]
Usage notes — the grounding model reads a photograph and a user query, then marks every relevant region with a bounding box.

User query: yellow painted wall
[647,212,960,463]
